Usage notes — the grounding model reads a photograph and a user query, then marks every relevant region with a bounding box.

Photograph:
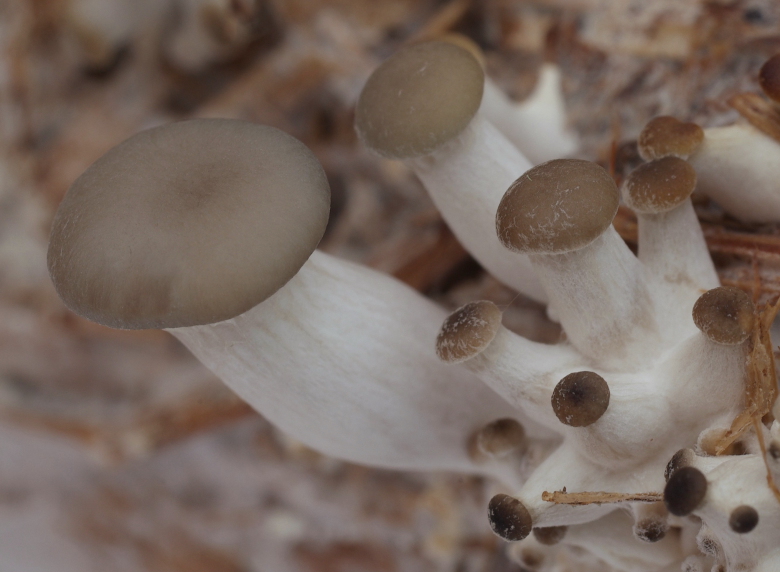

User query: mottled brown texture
[474,418,526,458]
[759,54,780,103]
[354,41,483,159]
[435,300,502,363]
[637,116,704,161]
[634,519,667,543]
[532,526,567,546]
[487,494,532,542]
[729,505,759,533]
[692,286,755,345]
[663,466,708,517]
[551,371,610,427]
[623,156,696,214]
[496,159,618,254]
[47,120,330,329]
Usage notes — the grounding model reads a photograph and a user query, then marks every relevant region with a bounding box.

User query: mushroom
[355,40,546,303]
[47,118,532,484]
[496,158,660,367]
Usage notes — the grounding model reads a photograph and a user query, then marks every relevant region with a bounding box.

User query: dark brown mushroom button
[48,119,330,329]
[436,300,502,363]
[664,466,708,516]
[488,494,533,541]
[692,287,755,345]
[729,505,759,534]
[551,371,610,427]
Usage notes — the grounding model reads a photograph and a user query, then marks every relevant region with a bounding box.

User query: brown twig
[541,490,662,505]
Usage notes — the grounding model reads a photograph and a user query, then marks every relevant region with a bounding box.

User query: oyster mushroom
[355,40,546,302]
[46,118,532,484]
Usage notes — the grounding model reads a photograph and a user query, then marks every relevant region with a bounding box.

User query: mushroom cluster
[46,39,780,572]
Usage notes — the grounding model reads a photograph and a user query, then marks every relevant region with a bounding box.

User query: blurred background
[2,0,780,570]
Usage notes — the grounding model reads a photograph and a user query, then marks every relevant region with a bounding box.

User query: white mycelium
[47,40,780,572]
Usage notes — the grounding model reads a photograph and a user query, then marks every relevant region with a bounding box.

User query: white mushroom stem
[530,227,660,369]
[637,201,720,339]
[409,115,547,303]
[168,250,524,482]
[459,326,583,431]
[480,64,579,164]
[689,123,780,223]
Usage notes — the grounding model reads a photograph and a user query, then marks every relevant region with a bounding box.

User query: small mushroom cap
[488,494,532,541]
[355,41,484,159]
[48,119,330,329]
[551,370,610,427]
[475,418,526,458]
[692,287,755,345]
[623,157,697,214]
[729,505,759,534]
[634,519,667,543]
[497,159,618,254]
[436,300,502,363]
[664,466,708,517]
[637,116,704,161]
[759,54,780,103]
[665,448,695,482]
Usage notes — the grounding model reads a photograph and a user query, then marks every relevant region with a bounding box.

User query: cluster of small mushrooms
[47,36,780,572]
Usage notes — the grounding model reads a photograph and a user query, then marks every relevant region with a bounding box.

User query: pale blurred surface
[2,0,780,570]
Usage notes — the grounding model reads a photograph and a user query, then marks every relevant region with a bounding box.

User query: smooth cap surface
[436,300,502,363]
[637,116,704,161]
[729,505,759,533]
[355,41,484,159]
[664,466,707,516]
[759,54,780,103]
[551,371,610,427]
[488,494,532,541]
[692,287,755,345]
[497,159,619,254]
[623,156,697,214]
[48,119,330,329]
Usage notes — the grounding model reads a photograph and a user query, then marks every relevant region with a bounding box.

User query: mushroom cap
[532,526,567,546]
[475,418,526,458]
[692,286,755,345]
[488,494,532,541]
[664,466,708,516]
[729,505,759,534]
[551,370,611,427]
[436,300,502,363]
[496,159,619,254]
[623,156,697,214]
[48,119,330,329]
[637,116,704,161]
[355,41,484,159]
[759,54,780,103]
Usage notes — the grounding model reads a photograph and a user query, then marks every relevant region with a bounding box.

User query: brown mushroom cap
[436,300,502,363]
[729,505,759,534]
[497,159,619,254]
[692,287,755,345]
[48,119,330,329]
[664,466,708,517]
[551,371,610,427]
[355,41,484,159]
[475,418,526,458]
[623,156,697,214]
[532,526,567,546]
[488,494,532,541]
[759,54,780,103]
[637,116,704,161]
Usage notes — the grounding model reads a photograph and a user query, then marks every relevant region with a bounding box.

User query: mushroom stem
[529,227,660,368]
[479,64,579,164]
[689,124,780,222]
[168,250,524,478]
[410,115,546,302]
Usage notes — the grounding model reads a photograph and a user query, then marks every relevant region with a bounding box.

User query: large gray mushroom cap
[48,119,330,329]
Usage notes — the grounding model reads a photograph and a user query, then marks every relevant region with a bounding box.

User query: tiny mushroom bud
[633,519,667,543]
[488,493,533,541]
[664,466,708,516]
[475,418,527,458]
[692,287,755,345]
[436,300,502,363]
[532,526,568,546]
[729,505,759,534]
[356,41,546,302]
[637,116,704,161]
[758,54,780,103]
[497,159,659,367]
[551,371,610,427]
